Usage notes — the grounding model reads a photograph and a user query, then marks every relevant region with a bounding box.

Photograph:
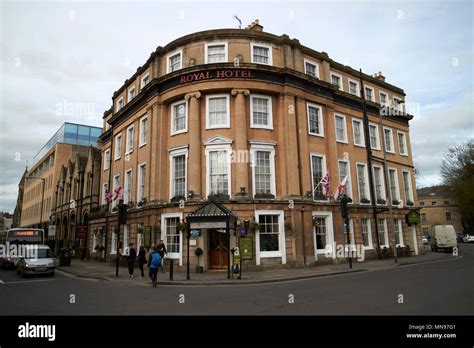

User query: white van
[430,225,457,252]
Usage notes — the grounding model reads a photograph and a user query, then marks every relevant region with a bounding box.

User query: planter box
[195,266,204,273]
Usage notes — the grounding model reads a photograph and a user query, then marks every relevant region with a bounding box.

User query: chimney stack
[245,19,263,32]
[373,71,385,82]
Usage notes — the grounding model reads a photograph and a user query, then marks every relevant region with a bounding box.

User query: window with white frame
[139,115,148,147]
[379,91,388,106]
[116,97,124,112]
[255,210,285,263]
[357,163,370,203]
[205,42,227,63]
[393,97,403,112]
[251,43,272,65]
[377,219,389,247]
[169,147,188,199]
[126,125,134,154]
[338,160,352,199]
[141,73,150,89]
[123,225,130,256]
[335,114,348,143]
[103,149,110,170]
[128,86,136,101]
[304,59,319,78]
[394,219,404,246]
[373,166,386,204]
[161,213,183,262]
[364,86,374,101]
[251,143,276,196]
[361,218,372,248]
[206,95,230,128]
[171,100,187,135]
[250,95,273,129]
[383,127,394,153]
[330,73,342,90]
[313,212,334,254]
[348,79,359,96]
[344,219,357,252]
[136,224,144,251]
[102,183,108,205]
[112,174,120,208]
[388,168,400,203]
[206,146,231,197]
[167,51,182,73]
[307,103,324,136]
[114,133,122,160]
[124,169,132,204]
[137,163,146,202]
[402,170,413,203]
[311,154,326,200]
[258,214,281,252]
[111,226,118,254]
[352,119,365,147]
[369,124,380,150]
[398,131,408,155]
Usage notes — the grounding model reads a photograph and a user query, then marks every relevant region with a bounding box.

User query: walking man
[157,239,167,273]
[148,246,161,287]
[137,246,146,278]
[127,243,137,278]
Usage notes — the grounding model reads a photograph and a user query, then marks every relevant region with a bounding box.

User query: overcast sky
[0,0,472,213]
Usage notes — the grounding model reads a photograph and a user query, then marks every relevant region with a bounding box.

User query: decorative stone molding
[231,89,250,96]
[185,91,201,100]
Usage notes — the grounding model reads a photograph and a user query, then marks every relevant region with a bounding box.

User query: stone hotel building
[89,20,421,271]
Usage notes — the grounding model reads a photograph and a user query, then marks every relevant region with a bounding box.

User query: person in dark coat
[127,243,137,278]
[137,246,147,278]
[156,240,167,273]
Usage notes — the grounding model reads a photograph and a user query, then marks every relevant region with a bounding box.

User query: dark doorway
[208,229,228,269]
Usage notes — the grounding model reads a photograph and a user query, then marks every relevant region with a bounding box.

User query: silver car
[17,245,55,277]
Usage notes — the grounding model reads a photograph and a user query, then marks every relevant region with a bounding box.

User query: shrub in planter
[392,199,401,205]
[377,198,386,205]
[194,247,203,273]
[406,200,414,206]
[361,198,371,204]
[112,206,118,213]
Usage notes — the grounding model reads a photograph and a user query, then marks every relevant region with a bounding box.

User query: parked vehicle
[421,235,429,245]
[0,228,45,269]
[16,245,55,277]
[456,234,464,243]
[463,234,474,243]
[430,225,457,252]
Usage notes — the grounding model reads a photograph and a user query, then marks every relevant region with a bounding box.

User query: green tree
[440,140,474,233]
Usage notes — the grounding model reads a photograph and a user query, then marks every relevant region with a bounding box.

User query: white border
[255,210,286,265]
[348,78,360,96]
[167,49,183,74]
[383,127,395,154]
[124,168,132,204]
[137,162,146,202]
[139,114,148,147]
[250,143,276,197]
[310,152,328,202]
[372,164,387,204]
[330,72,343,91]
[205,41,228,64]
[114,133,122,160]
[306,102,324,137]
[356,162,370,204]
[125,124,134,154]
[169,146,189,200]
[161,212,184,266]
[352,118,365,147]
[397,131,408,156]
[170,99,188,136]
[205,143,232,198]
[368,122,381,150]
[304,58,320,79]
[205,94,231,129]
[334,113,348,144]
[250,94,273,130]
[250,42,273,65]
[312,211,334,258]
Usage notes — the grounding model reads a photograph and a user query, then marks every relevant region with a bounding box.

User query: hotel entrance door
[208,229,228,269]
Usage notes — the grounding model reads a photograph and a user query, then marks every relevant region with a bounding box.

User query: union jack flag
[321,172,330,199]
[105,189,112,204]
[113,185,123,201]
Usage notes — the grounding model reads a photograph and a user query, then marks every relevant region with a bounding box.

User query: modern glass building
[33,123,102,165]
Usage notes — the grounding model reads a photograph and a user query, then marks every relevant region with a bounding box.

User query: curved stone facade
[89,25,421,270]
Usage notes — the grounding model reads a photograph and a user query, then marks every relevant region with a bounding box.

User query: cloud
[410,92,474,186]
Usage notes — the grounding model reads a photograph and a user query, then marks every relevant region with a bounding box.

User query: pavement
[54,247,457,285]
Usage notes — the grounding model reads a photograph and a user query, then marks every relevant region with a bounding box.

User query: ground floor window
[161,212,183,265]
[255,210,285,264]
[312,211,334,255]
[123,225,130,255]
[91,233,97,252]
[394,219,404,246]
[111,227,118,254]
[361,218,373,248]
[377,219,388,248]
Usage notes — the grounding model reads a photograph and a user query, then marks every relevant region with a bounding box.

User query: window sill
[308,132,325,138]
[171,129,188,136]
[206,125,231,130]
[336,140,349,144]
[250,125,274,131]
[139,143,147,148]
[259,252,282,258]
[354,143,366,148]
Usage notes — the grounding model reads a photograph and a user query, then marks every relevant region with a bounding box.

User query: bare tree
[440,140,474,233]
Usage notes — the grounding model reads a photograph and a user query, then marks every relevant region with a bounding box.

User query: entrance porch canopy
[187,200,237,230]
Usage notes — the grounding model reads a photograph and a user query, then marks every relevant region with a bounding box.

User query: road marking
[0,279,4,284]
[55,269,102,282]
[1,279,57,285]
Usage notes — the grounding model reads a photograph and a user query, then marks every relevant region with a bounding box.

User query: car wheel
[21,269,26,278]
